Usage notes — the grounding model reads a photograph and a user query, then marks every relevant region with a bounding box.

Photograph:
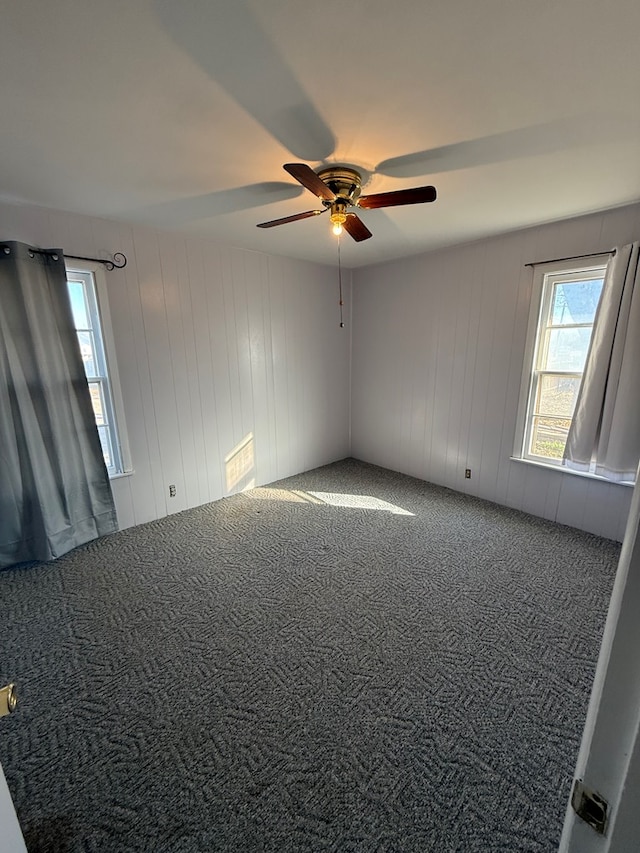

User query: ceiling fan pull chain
[338,236,345,328]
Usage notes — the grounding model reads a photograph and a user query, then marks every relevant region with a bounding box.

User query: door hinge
[0,684,17,718]
[571,778,608,835]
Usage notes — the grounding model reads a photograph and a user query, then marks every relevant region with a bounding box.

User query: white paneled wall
[351,202,640,541]
[3,196,638,541]
[0,200,350,528]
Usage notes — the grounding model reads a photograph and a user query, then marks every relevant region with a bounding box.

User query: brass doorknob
[0,684,17,717]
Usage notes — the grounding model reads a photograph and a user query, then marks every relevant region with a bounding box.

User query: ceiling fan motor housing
[317,167,363,206]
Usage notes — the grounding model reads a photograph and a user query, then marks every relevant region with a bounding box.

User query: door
[0,684,26,853]
[559,470,640,851]
[0,762,26,852]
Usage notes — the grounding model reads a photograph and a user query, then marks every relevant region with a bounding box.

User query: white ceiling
[1,0,640,268]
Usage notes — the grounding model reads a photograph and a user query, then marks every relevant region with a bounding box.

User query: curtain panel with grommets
[0,241,118,569]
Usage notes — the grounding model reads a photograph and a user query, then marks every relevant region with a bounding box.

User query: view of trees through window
[527,272,604,462]
[66,270,122,475]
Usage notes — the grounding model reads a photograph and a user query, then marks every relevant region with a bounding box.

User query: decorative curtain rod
[2,244,127,270]
[27,248,128,270]
[524,249,615,268]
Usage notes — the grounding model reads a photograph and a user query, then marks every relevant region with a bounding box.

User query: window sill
[109,469,134,480]
[510,456,635,487]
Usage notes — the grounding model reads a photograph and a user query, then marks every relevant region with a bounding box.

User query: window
[515,259,607,466]
[66,266,129,476]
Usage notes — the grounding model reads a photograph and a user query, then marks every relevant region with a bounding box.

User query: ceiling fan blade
[344,213,373,242]
[256,209,325,228]
[283,163,336,202]
[358,185,437,209]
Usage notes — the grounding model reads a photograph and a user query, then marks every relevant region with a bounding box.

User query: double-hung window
[516,259,607,466]
[66,265,129,477]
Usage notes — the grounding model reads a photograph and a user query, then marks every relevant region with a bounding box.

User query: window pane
[77,330,98,377]
[530,416,571,460]
[544,326,592,371]
[551,279,603,326]
[520,264,607,466]
[97,425,113,470]
[66,268,125,476]
[67,280,90,329]
[88,381,106,426]
[535,374,581,419]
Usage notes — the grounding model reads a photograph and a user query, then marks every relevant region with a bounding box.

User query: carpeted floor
[0,459,620,852]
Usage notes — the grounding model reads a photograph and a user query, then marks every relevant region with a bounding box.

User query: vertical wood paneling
[355,276,394,472]
[202,242,234,493]
[541,471,562,524]
[352,202,640,540]
[267,255,291,477]
[232,249,255,451]
[46,211,74,256]
[450,246,483,491]
[396,270,419,478]
[220,246,245,468]
[175,238,207,508]
[406,266,433,481]
[520,465,554,520]
[0,203,51,246]
[420,256,444,481]
[582,480,612,540]
[429,252,458,487]
[0,199,350,529]
[555,474,590,531]
[113,225,162,524]
[475,236,524,501]
[495,226,540,506]
[617,489,634,542]
[465,240,498,497]
[258,254,276,485]
[138,228,187,516]
[157,234,194,513]
[599,204,640,252]
[90,217,136,529]
[284,261,303,475]
[187,238,220,502]
[299,265,323,472]
[244,250,269,484]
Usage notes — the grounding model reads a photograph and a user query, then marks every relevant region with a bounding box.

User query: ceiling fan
[257,163,437,242]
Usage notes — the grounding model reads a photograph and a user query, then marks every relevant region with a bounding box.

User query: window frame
[65,260,132,478]
[513,256,609,468]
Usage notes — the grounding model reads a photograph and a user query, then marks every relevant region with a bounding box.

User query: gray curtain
[564,242,640,482]
[0,241,118,568]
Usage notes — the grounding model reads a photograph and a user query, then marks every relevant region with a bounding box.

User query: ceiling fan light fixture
[330,201,347,237]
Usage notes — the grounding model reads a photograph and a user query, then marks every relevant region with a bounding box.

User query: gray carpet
[0,459,619,852]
